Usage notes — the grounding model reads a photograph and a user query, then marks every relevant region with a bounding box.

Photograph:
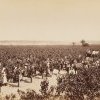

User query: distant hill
[0,40,100,45]
[0,41,73,45]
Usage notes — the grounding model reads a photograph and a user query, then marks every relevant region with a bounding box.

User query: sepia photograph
[0,0,100,100]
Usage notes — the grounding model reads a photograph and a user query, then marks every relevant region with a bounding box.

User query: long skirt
[2,74,7,84]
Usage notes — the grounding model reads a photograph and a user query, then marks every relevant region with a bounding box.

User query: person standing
[2,67,7,85]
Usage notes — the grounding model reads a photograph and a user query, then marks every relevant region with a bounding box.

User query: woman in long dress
[2,67,7,85]
[2,72,7,85]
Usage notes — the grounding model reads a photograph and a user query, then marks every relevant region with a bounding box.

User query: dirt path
[1,70,67,97]
[1,74,57,95]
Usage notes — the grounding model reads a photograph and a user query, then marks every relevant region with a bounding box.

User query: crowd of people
[0,45,100,99]
[39,49,100,97]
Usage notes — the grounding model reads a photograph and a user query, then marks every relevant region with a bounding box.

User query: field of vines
[0,45,100,100]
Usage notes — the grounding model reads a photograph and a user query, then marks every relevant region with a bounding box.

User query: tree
[80,40,89,47]
[72,42,75,46]
[81,40,85,45]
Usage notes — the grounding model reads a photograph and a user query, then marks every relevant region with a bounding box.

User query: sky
[0,0,100,42]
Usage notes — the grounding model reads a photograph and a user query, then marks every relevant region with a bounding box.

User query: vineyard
[0,45,100,100]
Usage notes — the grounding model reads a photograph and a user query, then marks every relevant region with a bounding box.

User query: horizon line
[0,40,99,45]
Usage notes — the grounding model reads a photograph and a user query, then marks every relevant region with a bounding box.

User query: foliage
[57,67,100,100]
[80,40,89,47]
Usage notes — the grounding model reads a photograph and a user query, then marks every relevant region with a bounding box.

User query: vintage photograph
[0,0,100,100]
